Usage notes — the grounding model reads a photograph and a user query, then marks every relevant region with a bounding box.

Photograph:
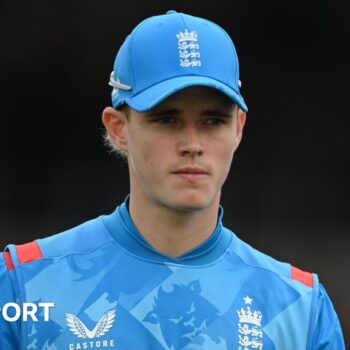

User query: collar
[102,195,232,265]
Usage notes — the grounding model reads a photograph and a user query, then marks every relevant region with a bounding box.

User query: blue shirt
[0,197,345,349]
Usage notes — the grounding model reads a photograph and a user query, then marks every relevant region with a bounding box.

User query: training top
[0,196,345,350]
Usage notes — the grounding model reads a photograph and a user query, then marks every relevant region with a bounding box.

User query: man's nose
[177,125,203,157]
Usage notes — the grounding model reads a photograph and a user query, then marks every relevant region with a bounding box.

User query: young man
[0,10,345,350]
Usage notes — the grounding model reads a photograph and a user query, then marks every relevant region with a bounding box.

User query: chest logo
[66,309,116,339]
[237,296,263,350]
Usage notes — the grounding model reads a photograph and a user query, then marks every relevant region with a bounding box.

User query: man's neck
[128,193,220,258]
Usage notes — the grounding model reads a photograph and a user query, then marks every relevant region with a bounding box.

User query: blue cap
[109,10,248,112]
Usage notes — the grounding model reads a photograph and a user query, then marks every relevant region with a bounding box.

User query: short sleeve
[310,283,345,349]
[0,253,21,349]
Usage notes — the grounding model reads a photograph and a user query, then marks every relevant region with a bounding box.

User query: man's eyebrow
[145,108,234,118]
[200,109,234,118]
[145,108,182,117]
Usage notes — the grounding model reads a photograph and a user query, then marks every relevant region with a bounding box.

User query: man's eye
[154,117,176,124]
[205,118,226,125]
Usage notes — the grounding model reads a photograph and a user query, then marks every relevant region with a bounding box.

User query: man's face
[112,86,245,212]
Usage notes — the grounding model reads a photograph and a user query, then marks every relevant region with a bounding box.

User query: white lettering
[68,340,116,349]
[23,303,38,321]
[39,302,55,321]
[1,302,54,322]
[2,303,21,322]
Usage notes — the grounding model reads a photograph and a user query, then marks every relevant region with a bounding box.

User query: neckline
[102,195,232,265]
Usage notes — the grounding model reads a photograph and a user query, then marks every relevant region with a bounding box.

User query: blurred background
[0,0,349,344]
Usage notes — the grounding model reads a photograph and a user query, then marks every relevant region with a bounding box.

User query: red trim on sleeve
[16,241,43,264]
[3,252,14,271]
[291,265,313,288]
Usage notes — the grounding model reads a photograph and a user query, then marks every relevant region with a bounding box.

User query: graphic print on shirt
[237,296,263,350]
[143,279,227,350]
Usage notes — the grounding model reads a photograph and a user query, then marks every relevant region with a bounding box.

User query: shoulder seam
[36,239,114,263]
[229,245,314,289]
[36,216,114,260]
[228,233,315,289]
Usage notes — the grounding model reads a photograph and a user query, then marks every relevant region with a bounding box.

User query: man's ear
[102,107,129,152]
[234,109,247,150]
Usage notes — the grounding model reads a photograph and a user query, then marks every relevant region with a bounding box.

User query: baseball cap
[109,10,248,112]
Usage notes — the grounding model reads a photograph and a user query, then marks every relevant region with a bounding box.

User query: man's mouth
[172,167,209,181]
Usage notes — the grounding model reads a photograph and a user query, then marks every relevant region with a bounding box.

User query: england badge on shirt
[237,296,263,350]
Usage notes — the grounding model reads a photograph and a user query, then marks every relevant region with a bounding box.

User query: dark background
[1,0,349,344]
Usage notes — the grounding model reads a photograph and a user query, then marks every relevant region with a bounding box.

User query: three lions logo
[144,280,225,349]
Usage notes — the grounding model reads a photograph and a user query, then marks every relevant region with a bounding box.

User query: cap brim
[125,76,248,113]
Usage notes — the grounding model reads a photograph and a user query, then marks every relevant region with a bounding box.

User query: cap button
[166,10,177,14]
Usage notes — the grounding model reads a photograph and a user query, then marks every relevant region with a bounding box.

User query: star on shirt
[243,295,253,305]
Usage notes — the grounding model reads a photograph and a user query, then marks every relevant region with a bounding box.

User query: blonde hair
[102,105,129,161]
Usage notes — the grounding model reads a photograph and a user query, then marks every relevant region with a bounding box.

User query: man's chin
[172,203,206,212]
[166,194,213,212]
